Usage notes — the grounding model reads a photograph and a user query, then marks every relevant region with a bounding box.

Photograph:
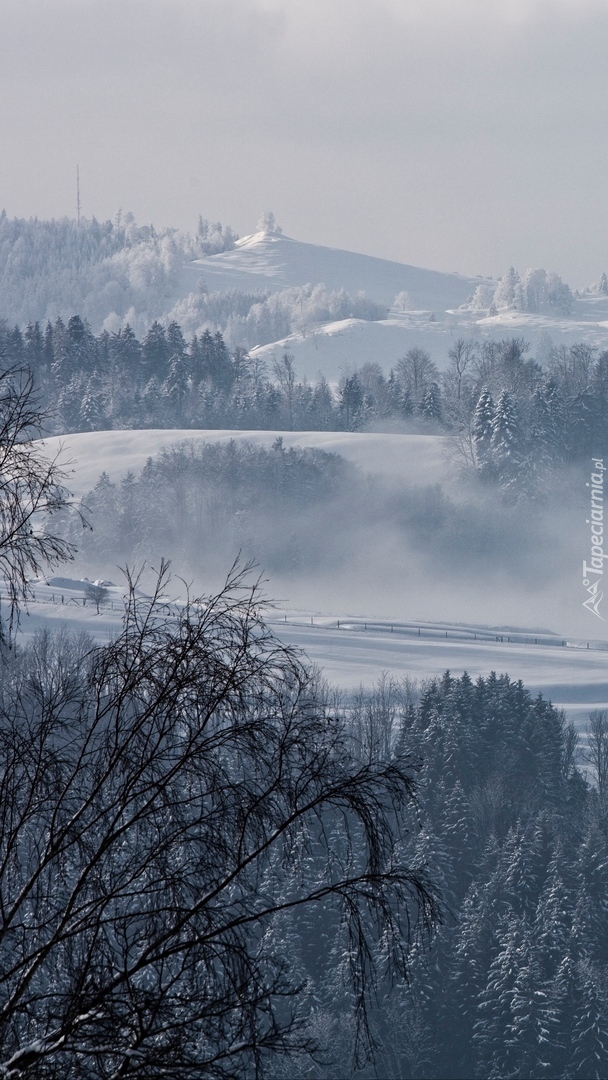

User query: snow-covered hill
[39,428,449,497]
[175,231,608,377]
[248,313,461,381]
[3,216,608,379]
[181,231,485,312]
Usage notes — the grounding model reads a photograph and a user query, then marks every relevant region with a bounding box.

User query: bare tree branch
[0,365,87,639]
[0,563,440,1077]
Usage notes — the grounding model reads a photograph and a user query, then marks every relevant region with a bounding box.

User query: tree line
[59,437,553,591]
[1,315,606,473]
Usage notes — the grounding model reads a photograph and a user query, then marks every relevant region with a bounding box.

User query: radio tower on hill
[76,165,81,224]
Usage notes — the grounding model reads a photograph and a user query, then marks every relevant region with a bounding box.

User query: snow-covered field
[249,307,608,381]
[14,576,608,730]
[38,428,449,497]
[249,313,463,382]
[25,426,606,732]
[276,622,608,726]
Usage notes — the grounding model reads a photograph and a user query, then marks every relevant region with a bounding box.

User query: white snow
[271,619,608,724]
[37,429,449,498]
[181,231,483,312]
[172,231,608,375]
[11,578,608,729]
[23,425,606,731]
[248,312,462,380]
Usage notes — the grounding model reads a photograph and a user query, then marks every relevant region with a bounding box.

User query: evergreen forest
[1,315,607,495]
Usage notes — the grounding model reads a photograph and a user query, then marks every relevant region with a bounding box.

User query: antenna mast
[76,165,81,225]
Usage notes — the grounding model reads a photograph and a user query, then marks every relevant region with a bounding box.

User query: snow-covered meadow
[38,427,449,494]
[14,572,608,730]
[24,426,608,731]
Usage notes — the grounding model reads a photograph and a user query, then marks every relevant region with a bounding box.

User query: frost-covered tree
[257,210,282,235]
[419,381,442,424]
[521,267,548,312]
[339,373,364,431]
[393,289,412,311]
[571,961,608,1079]
[141,320,170,382]
[472,387,495,478]
[490,389,523,488]
[547,272,573,315]
[79,376,106,432]
[493,266,522,309]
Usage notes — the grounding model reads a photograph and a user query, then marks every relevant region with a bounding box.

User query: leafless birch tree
[0,562,439,1078]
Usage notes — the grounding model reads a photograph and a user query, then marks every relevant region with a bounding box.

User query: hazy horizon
[2,0,608,287]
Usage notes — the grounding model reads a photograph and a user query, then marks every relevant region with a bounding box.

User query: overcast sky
[1,0,607,284]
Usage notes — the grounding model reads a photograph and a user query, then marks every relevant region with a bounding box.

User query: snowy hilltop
[5,211,608,379]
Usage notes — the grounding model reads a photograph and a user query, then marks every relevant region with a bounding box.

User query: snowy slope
[248,313,461,381]
[175,231,608,376]
[180,231,484,312]
[249,308,608,381]
[39,428,449,497]
[274,621,608,725]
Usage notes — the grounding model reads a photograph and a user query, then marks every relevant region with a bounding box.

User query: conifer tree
[141,320,170,382]
[490,388,522,489]
[506,930,555,1079]
[475,913,524,1078]
[419,381,442,423]
[472,387,495,478]
[79,379,103,432]
[571,960,608,1079]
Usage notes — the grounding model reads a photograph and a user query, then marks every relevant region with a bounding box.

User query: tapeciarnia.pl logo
[582,457,606,620]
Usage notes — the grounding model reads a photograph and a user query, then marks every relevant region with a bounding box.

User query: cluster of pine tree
[331,339,608,484]
[463,339,608,491]
[266,672,608,1079]
[69,439,357,575]
[0,315,367,432]
[1,318,607,484]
